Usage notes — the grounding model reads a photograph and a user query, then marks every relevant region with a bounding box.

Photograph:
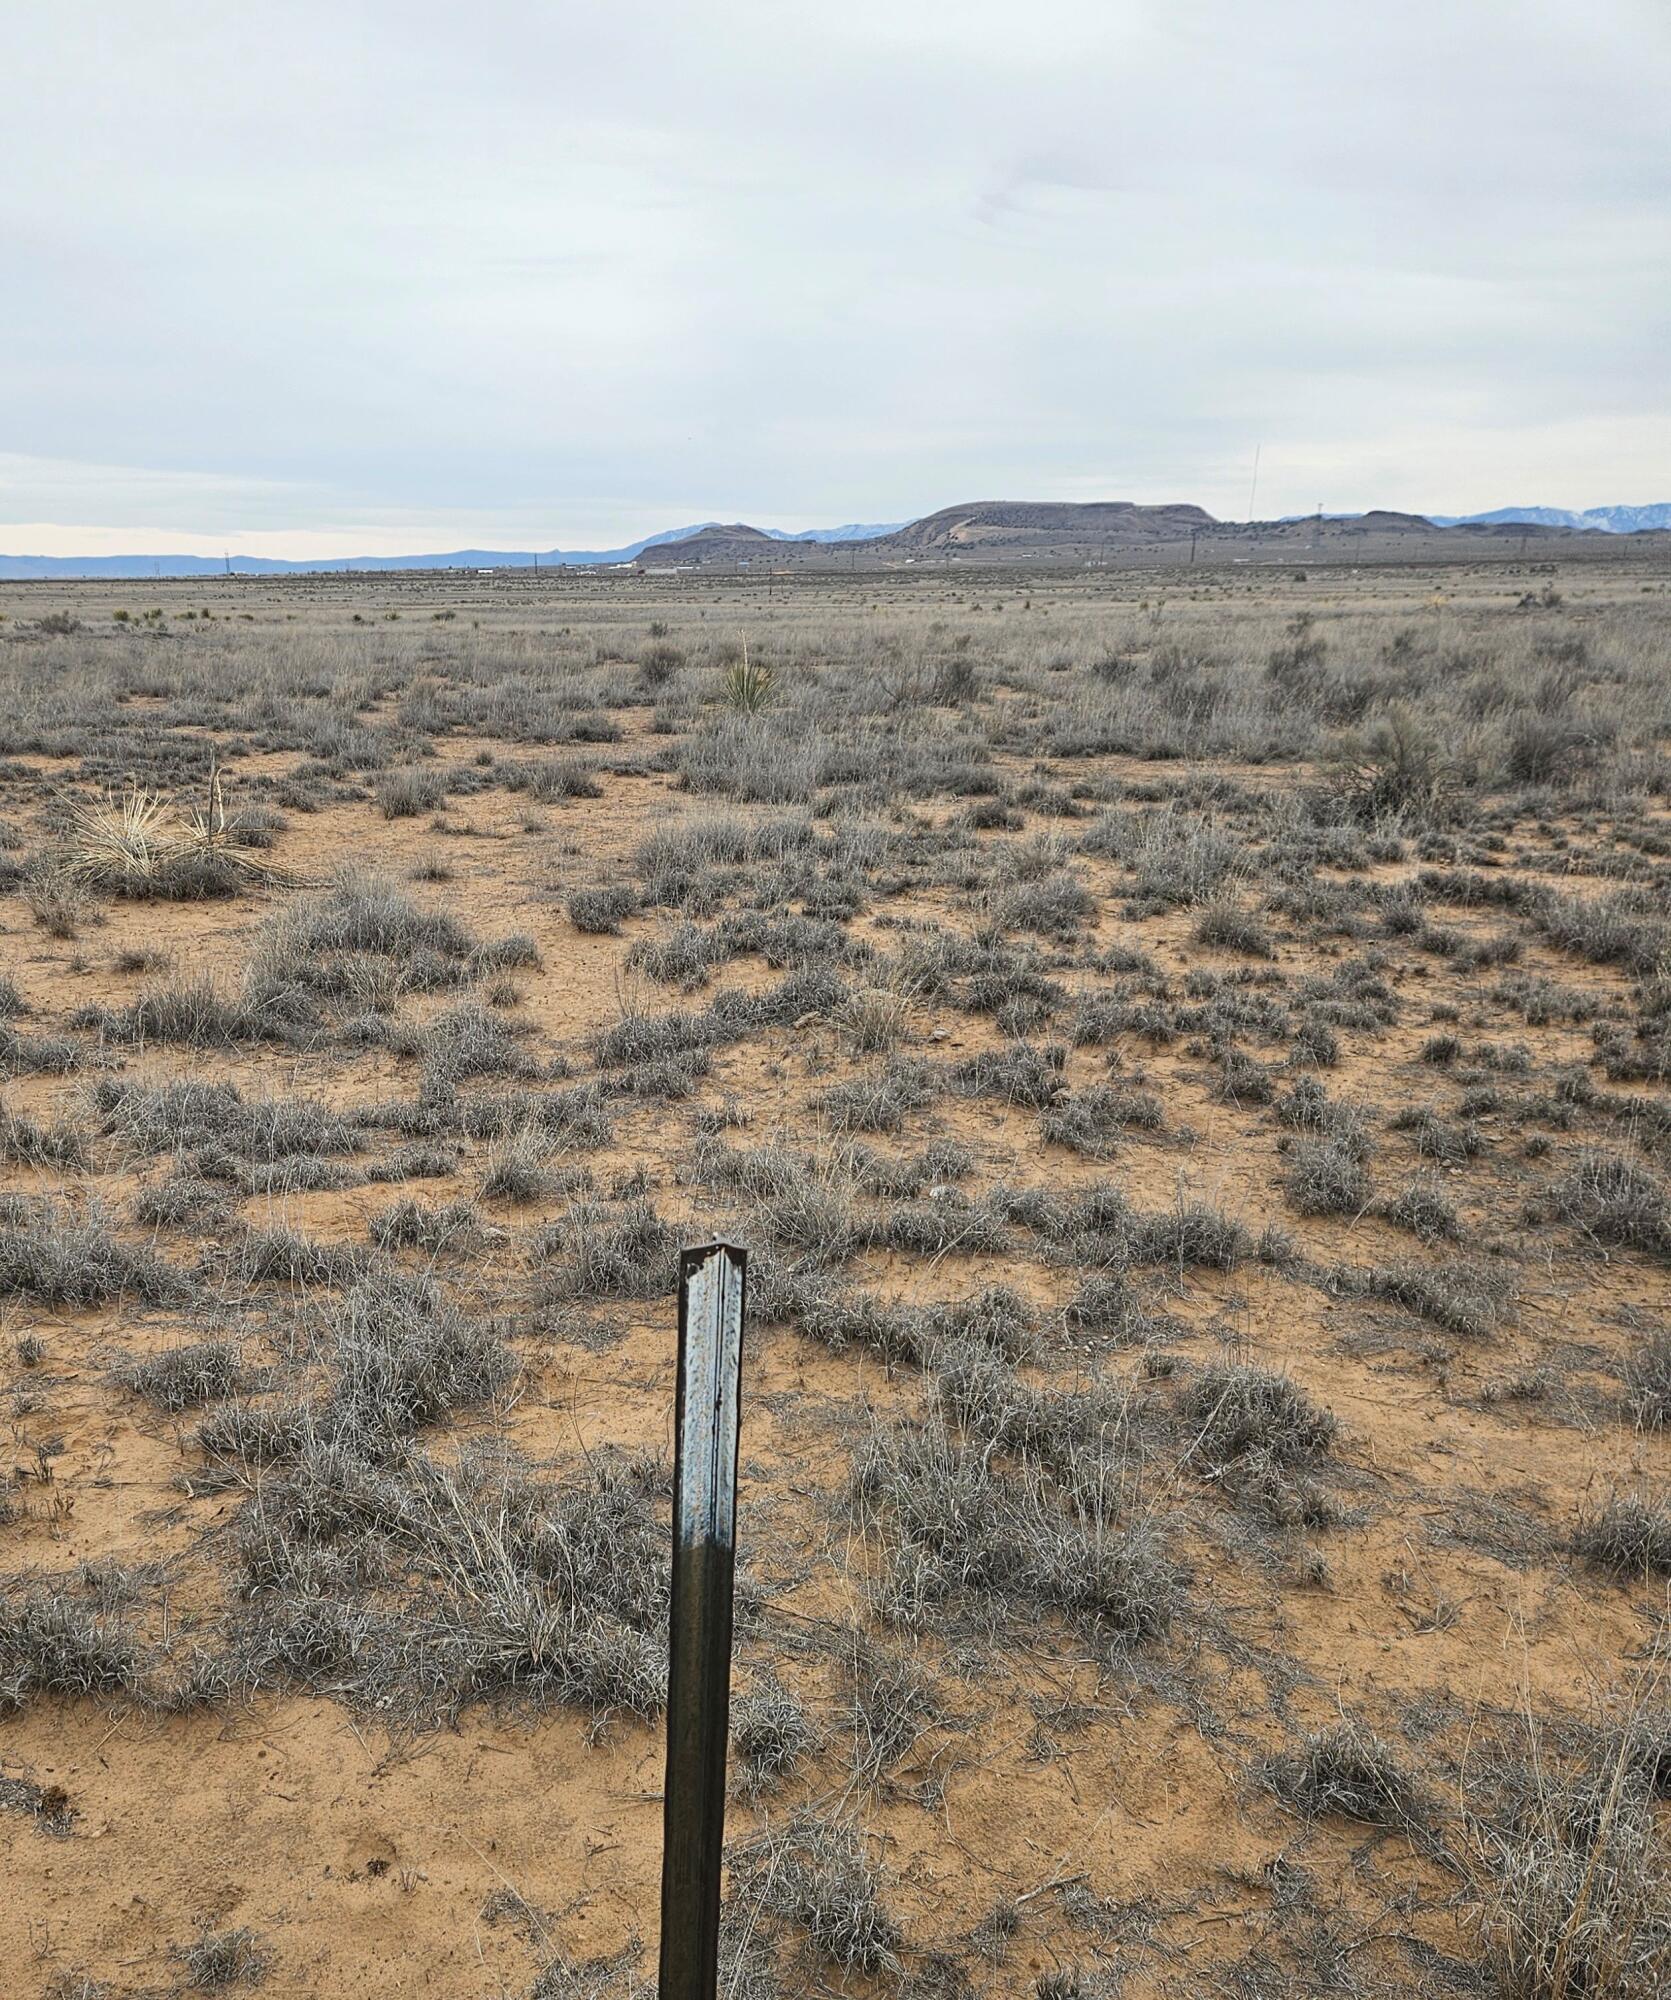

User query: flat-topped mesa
[885,500,1216,549]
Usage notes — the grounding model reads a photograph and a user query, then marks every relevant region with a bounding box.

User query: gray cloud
[4,1,1667,553]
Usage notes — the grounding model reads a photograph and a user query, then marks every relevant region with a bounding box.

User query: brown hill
[636,523,780,565]
[1334,509,1433,534]
[884,499,1215,551]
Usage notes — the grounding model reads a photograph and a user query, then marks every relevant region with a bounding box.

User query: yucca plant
[722,639,776,714]
[53,768,282,899]
[56,786,178,890]
[181,764,282,878]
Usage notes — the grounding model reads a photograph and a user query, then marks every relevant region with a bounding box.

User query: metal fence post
[658,1240,747,2000]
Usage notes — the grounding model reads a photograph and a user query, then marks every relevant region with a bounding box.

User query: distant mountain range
[1425,504,1671,534]
[0,520,906,580]
[1,503,1664,579]
[761,522,905,543]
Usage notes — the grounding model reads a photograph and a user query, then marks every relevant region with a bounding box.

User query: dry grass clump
[852,1187,1009,1257]
[1378,1177,1463,1243]
[23,871,95,938]
[458,1084,611,1152]
[1275,1075,1371,1153]
[409,1001,535,1090]
[0,1014,83,1074]
[1085,807,1244,908]
[1262,1721,1419,1826]
[537,1196,682,1301]
[478,1122,561,1204]
[1064,1272,1153,1342]
[122,1339,243,1412]
[85,975,262,1050]
[1121,1200,1255,1272]
[174,1924,270,1990]
[0,1199,191,1305]
[1284,1137,1372,1217]
[731,1670,819,1798]
[1536,1150,1671,1259]
[1211,1045,1275,1105]
[930,1345,1136,1476]
[0,1593,146,1711]
[848,1136,973,1200]
[749,1264,928,1365]
[233,1227,371,1291]
[853,1409,1184,1646]
[321,1272,514,1445]
[132,1170,240,1231]
[629,918,726,989]
[1460,1714,1671,2000]
[1336,1259,1509,1338]
[186,1289,668,1727]
[818,1059,938,1134]
[1040,1084,1162,1158]
[96,1077,361,1163]
[926,1282,1036,1362]
[85,871,520,1053]
[681,719,820,803]
[368,1195,482,1252]
[995,869,1097,938]
[248,868,484,1000]
[375,766,448,819]
[41,1973,112,2000]
[1179,1365,1340,1526]
[567,884,638,934]
[518,755,603,802]
[1624,1332,1671,1430]
[1574,1493,1671,1578]
[593,1003,714,1070]
[898,930,1066,1033]
[835,982,914,1054]
[1193,896,1275,958]
[845,1638,943,1781]
[951,1040,1067,1109]
[1180,1365,1337,1470]
[727,1812,901,1975]
[704,1144,855,1261]
[0,1098,89,1169]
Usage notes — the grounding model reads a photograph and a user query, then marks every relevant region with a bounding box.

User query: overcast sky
[5,1,1668,555]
